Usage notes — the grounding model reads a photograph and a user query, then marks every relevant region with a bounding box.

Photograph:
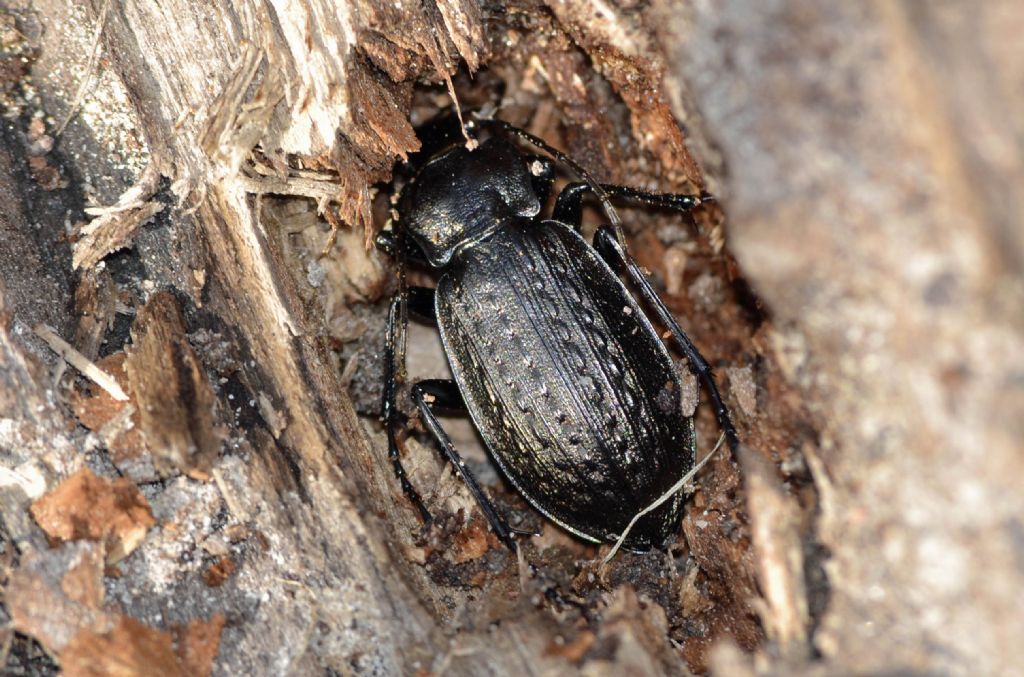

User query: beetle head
[401,137,541,267]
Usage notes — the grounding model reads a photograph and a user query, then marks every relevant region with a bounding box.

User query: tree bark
[1,0,1021,675]
[666,2,1024,673]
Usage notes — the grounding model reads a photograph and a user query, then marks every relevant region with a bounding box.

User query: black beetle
[377,115,738,552]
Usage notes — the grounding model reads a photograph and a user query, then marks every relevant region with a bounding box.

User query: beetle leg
[411,379,519,552]
[383,295,432,523]
[594,225,740,453]
[553,181,710,229]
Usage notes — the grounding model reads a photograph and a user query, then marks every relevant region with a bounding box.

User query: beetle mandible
[377,115,739,552]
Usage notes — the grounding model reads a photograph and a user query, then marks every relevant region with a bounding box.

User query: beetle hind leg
[593,225,740,454]
[411,379,519,552]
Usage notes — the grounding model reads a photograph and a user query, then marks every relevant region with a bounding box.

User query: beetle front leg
[411,379,519,553]
[594,225,740,454]
[553,181,710,229]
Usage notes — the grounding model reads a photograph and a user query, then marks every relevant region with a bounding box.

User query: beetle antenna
[474,117,626,245]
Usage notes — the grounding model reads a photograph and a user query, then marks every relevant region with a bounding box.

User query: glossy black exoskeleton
[378,116,738,552]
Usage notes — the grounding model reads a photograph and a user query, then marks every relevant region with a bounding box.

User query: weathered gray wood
[10,0,1021,674]
[666,2,1024,673]
[2,1,705,674]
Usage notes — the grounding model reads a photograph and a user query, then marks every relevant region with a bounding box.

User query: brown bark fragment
[71,268,117,361]
[200,556,236,588]
[30,468,155,564]
[124,291,220,479]
[170,614,226,677]
[543,630,595,665]
[60,616,188,677]
[449,521,490,565]
[27,154,63,190]
[435,0,484,72]
[61,543,106,611]
[543,0,704,188]
[69,353,154,480]
[7,544,113,654]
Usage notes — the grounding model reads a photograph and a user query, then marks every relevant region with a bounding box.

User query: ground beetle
[377,115,739,552]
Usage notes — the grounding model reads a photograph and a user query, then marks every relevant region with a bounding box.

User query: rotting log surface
[667,2,1024,674]
[0,0,1021,675]
[1,1,713,674]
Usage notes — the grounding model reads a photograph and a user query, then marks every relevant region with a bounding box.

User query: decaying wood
[7,543,113,656]
[72,161,163,270]
[30,467,155,564]
[124,291,220,479]
[32,323,128,402]
[666,2,1024,674]
[1,0,1021,675]
[7,1,715,673]
[73,200,161,271]
[739,446,808,658]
